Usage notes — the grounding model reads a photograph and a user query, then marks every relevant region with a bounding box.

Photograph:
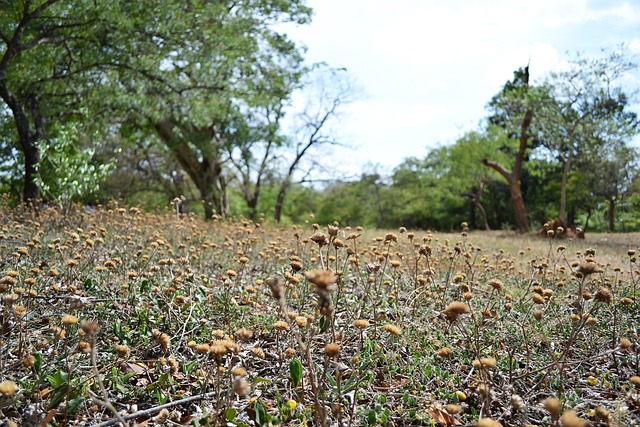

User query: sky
[283,0,640,175]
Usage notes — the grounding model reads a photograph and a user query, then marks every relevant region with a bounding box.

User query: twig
[90,335,128,427]
[96,391,219,427]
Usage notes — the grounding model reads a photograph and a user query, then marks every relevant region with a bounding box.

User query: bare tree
[274,67,357,222]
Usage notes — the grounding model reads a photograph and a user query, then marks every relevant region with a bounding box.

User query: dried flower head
[251,347,265,359]
[575,262,602,277]
[443,301,470,322]
[231,367,247,377]
[273,320,289,331]
[488,278,503,291]
[383,323,402,336]
[472,357,497,370]
[235,328,254,342]
[559,410,587,427]
[353,319,369,329]
[620,337,632,350]
[81,321,100,336]
[305,269,337,290]
[543,397,561,419]
[295,316,308,327]
[0,380,18,397]
[476,419,502,427]
[594,405,610,423]
[594,287,612,304]
[325,342,340,357]
[233,377,251,397]
[151,328,171,351]
[437,347,452,358]
[115,344,131,358]
[510,394,524,411]
[446,404,461,414]
[62,314,78,327]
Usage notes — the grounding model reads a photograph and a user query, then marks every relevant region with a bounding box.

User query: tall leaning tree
[482,66,536,232]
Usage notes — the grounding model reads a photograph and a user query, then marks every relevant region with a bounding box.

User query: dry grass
[0,203,638,426]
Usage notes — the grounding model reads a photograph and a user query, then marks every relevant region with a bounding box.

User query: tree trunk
[274,179,290,223]
[568,205,576,228]
[482,160,530,232]
[509,179,529,232]
[608,199,615,232]
[584,207,591,232]
[475,201,491,231]
[559,157,571,223]
[154,120,223,219]
[0,87,43,202]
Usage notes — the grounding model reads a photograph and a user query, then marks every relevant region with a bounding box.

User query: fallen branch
[95,391,219,427]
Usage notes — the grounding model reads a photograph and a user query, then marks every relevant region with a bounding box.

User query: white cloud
[281,0,640,170]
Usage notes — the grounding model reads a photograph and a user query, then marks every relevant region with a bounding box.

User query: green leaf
[289,357,303,388]
[367,410,376,425]
[226,407,237,421]
[68,396,85,414]
[33,352,43,375]
[254,399,271,427]
[319,315,330,333]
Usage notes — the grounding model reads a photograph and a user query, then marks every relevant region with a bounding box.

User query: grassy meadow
[0,203,639,427]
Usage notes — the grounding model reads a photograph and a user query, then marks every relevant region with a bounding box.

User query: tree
[586,143,639,231]
[537,48,639,224]
[105,1,312,219]
[482,66,535,232]
[273,67,356,223]
[436,128,514,230]
[0,0,110,202]
[1,1,313,217]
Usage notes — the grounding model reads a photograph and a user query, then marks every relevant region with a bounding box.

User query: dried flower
[251,347,265,359]
[594,287,612,304]
[233,377,251,397]
[231,367,247,377]
[0,380,18,397]
[235,328,253,342]
[488,278,503,291]
[81,321,100,336]
[559,410,587,427]
[446,404,461,414]
[476,419,502,427]
[472,357,497,370]
[273,320,289,331]
[62,314,78,327]
[443,301,470,322]
[353,319,369,329]
[437,347,452,358]
[115,344,131,358]
[325,343,340,357]
[620,337,632,350]
[305,269,337,290]
[151,328,171,351]
[575,262,602,277]
[543,397,561,420]
[510,394,524,411]
[383,323,402,336]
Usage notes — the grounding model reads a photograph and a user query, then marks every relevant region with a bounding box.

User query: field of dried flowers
[0,203,639,427]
